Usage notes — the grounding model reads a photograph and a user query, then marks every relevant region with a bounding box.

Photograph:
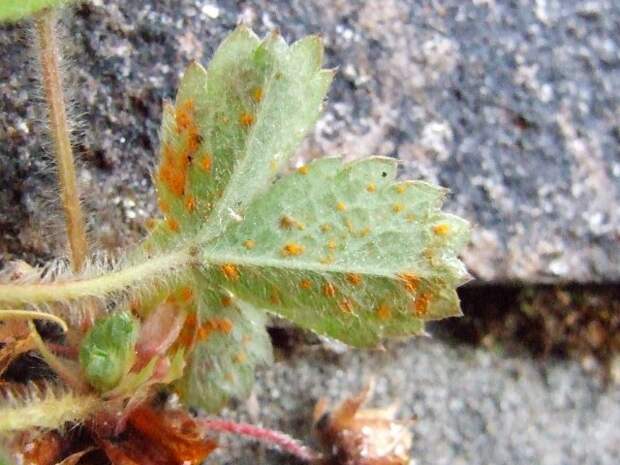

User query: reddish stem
[198,418,319,463]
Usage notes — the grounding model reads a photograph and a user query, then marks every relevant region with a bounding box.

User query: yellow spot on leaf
[405,213,416,223]
[433,224,450,236]
[395,184,407,194]
[243,239,256,249]
[336,201,347,212]
[282,243,305,257]
[221,264,239,281]
[280,215,305,230]
[392,203,404,214]
[320,223,333,233]
[251,87,263,103]
[297,164,309,175]
[367,183,376,193]
[327,240,337,250]
[234,352,247,364]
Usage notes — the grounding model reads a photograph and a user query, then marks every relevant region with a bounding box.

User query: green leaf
[175,290,273,413]
[148,26,332,251]
[0,0,77,22]
[79,312,139,392]
[200,157,470,347]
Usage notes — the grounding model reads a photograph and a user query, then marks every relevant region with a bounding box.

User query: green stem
[34,9,88,272]
[0,251,190,305]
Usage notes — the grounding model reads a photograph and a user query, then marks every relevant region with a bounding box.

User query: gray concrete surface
[1,0,619,282]
[209,337,619,465]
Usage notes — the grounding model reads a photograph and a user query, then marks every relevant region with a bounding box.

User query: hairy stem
[0,309,68,332]
[0,250,189,305]
[29,321,89,392]
[34,9,88,272]
[198,418,319,462]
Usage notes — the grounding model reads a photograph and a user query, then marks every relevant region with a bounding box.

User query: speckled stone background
[1,2,620,465]
[1,0,618,283]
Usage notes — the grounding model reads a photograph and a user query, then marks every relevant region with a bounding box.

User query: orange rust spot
[338,299,353,313]
[282,243,305,257]
[221,295,233,307]
[158,199,170,214]
[240,112,254,127]
[367,183,377,193]
[323,282,336,298]
[200,154,213,172]
[299,279,312,290]
[185,195,196,213]
[376,303,392,321]
[175,100,195,132]
[187,132,202,154]
[251,87,263,103]
[399,273,420,293]
[346,273,362,286]
[297,165,309,175]
[395,184,407,194]
[243,239,256,249]
[392,203,404,214]
[320,223,333,233]
[197,317,234,341]
[413,293,431,317]
[433,224,450,236]
[176,312,199,349]
[221,264,239,281]
[166,217,180,232]
[336,201,347,212]
[279,215,304,230]
[180,287,193,302]
[234,351,247,364]
[159,143,189,197]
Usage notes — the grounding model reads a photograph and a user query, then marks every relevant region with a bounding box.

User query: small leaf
[175,289,273,413]
[0,0,76,22]
[149,26,332,249]
[79,312,139,392]
[200,157,470,347]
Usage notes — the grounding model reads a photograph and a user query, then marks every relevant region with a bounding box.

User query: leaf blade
[200,157,470,347]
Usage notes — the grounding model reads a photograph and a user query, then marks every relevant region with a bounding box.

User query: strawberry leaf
[175,289,272,413]
[150,26,332,249]
[200,157,470,347]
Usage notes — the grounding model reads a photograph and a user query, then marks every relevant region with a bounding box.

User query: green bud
[79,312,139,392]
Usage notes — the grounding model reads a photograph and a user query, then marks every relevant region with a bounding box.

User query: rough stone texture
[209,338,620,465]
[0,0,619,282]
